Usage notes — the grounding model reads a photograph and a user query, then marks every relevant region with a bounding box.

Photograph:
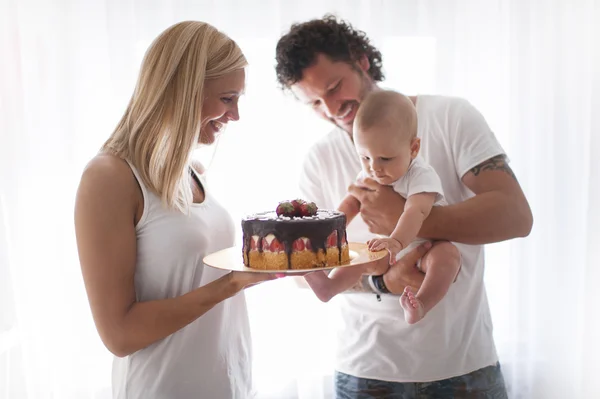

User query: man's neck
[342,127,353,142]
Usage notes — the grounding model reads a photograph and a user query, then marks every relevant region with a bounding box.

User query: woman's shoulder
[79,153,139,201]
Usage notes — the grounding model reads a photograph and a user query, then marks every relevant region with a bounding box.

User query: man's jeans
[335,362,508,399]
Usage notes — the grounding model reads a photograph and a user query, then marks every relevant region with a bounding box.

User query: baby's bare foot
[400,287,426,324]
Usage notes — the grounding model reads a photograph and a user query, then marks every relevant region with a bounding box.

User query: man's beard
[333,71,377,135]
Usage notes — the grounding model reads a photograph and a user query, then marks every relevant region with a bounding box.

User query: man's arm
[351,155,533,245]
[291,265,375,293]
[291,273,379,293]
[291,241,430,294]
[420,154,532,243]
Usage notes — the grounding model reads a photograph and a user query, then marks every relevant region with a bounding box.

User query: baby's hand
[367,237,404,264]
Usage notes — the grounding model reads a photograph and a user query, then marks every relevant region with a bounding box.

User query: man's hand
[380,241,430,294]
[348,177,405,236]
[382,240,460,294]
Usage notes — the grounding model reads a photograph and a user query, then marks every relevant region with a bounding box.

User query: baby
[304,90,461,324]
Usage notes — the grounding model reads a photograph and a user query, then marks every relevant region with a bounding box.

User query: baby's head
[352,90,420,184]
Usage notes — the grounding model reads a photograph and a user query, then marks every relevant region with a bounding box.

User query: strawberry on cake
[241,199,350,270]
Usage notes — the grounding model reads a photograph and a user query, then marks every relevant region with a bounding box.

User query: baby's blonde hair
[353,90,417,142]
[102,21,247,212]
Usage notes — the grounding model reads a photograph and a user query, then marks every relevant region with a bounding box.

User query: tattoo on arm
[470,155,517,181]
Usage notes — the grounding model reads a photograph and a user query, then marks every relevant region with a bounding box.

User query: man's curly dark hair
[275,15,384,89]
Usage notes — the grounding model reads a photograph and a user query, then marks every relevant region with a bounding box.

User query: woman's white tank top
[112,162,253,399]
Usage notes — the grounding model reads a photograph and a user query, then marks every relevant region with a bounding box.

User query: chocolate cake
[241,200,350,270]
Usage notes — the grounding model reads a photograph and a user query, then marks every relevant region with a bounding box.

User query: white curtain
[1,0,598,398]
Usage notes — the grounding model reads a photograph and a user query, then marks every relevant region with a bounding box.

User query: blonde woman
[74,21,277,398]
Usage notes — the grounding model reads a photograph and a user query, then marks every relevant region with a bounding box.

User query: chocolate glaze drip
[242,210,347,269]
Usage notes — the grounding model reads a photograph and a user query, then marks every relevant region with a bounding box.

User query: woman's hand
[228,271,282,291]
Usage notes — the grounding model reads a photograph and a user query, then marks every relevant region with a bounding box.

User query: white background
[1,1,599,398]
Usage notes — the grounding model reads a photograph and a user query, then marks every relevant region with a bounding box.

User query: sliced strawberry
[270,237,284,252]
[292,238,305,251]
[250,237,257,250]
[261,238,269,251]
[327,231,338,248]
[306,239,313,250]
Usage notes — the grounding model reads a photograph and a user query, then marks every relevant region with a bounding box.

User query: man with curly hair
[275,15,532,398]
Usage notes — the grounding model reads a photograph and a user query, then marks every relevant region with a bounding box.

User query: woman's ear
[410,137,421,159]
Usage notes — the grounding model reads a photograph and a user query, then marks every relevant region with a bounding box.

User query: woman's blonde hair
[102,21,247,212]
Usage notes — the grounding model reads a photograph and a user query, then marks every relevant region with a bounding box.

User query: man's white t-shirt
[357,156,447,207]
[299,95,505,382]
[358,156,448,260]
